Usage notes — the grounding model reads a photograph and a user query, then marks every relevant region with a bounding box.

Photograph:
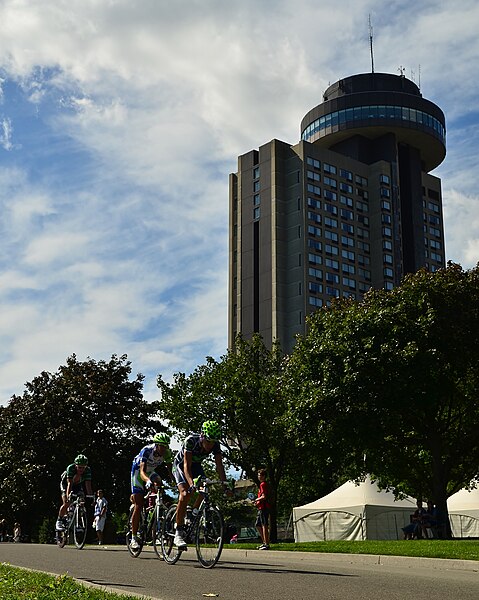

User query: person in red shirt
[254,468,271,550]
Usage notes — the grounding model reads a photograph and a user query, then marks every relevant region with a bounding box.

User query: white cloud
[0,0,478,403]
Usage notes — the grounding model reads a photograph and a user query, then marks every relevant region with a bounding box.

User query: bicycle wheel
[161,504,182,564]
[73,505,88,549]
[195,505,224,568]
[126,505,144,557]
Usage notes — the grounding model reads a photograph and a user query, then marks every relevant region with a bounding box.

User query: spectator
[402,500,427,539]
[93,490,109,545]
[13,523,21,543]
[0,518,7,542]
[421,500,438,538]
[254,468,271,550]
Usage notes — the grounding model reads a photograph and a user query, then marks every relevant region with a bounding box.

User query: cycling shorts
[172,461,204,487]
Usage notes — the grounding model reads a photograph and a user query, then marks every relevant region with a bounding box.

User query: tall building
[229,72,446,354]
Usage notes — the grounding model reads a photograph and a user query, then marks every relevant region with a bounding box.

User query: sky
[0,0,478,406]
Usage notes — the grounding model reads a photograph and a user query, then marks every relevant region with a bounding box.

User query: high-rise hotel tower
[228,72,446,353]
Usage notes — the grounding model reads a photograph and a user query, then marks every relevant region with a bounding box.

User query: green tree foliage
[288,263,479,535]
[0,354,162,538]
[157,334,294,541]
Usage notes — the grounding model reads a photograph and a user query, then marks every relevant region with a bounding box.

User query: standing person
[172,420,231,549]
[254,468,271,550]
[0,518,7,542]
[129,432,173,550]
[93,490,108,545]
[56,454,94,531]
[13,523,22,543]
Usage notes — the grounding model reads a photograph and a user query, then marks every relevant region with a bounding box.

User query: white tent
[293,476,417,541]
[448,487,479,538]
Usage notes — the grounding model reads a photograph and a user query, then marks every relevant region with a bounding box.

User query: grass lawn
[230,539,479,561]
[0,564,142,600]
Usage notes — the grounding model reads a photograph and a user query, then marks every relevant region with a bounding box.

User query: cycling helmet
[201,420,221,441]
[74,454,88,466]
[153,432,171,446]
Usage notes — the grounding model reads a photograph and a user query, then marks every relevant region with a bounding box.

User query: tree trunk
[432,459,452,539]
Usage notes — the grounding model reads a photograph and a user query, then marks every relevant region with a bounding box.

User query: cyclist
[130,432,173,550]
[56,454,93,531]
[172,420,230,549]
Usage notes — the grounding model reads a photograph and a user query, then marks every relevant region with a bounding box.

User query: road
[1,543,478,600]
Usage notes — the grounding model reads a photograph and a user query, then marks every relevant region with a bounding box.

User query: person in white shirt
[93,489,108,545]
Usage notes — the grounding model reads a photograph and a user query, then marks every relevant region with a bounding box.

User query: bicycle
[126,482,174,559]
[56,491,91,549]
[161,477,226,568]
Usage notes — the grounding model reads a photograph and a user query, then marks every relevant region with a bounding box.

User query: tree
[288,263,479,536]
[0,354,162,538]
[157,334,296,542]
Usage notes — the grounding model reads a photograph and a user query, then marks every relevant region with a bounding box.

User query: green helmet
[201,420,221,441]
[153,432,170,446]
[74,454,88,466]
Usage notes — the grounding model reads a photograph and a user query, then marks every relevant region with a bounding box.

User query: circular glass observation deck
[300,73,446,172]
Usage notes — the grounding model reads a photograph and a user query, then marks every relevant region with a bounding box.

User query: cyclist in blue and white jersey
[172,420,230,549]
[130,432,172,549]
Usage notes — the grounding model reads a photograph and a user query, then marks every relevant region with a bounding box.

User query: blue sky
[0,0,478,405]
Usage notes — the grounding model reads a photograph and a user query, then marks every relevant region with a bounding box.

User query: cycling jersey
[173,433,222,468]
[60,464,92,493]
[131,443,172,495]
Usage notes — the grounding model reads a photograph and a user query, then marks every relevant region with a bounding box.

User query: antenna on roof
[418,64,421,90]
[368,14,375,73]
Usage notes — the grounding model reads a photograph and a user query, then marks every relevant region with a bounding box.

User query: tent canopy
[293,476,416,541]
[448,487,479,538]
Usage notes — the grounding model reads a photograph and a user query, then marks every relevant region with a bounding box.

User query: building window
[307,156,321,169]
[381,200,391,211]
[355,175,368,187]
[253,194,260,206]
[340,195,353,207]
[384,281,394,291]
[307,197,321,209]
[324,189,337,201]
[340,208,353,220]
[340,182,353,193]
[382,226,392,237]
[428,202,440,213]
[253,180,260,192]
[380,187,390,198]
[308,239,322,251]
[325,244,339,256]
[253,207,260,220]
[324,163,337,174]
[307,170,321,182]
[342,263,355,274]
[382,214,392,224]
[380,174,390,185]
[383,253,393,264]
[358,267,371,280]
[383,240,392,250]
[340,168,353,181]
[341,235,355,247]
[309,267,323,279]
[325,258,339,270]
[356,201,368,212]
[324,176,337,188]
[308,252,322,264]
[384,267,394,278]
[308,211,322,224]
[324,217,338,228]
[342,249,355,261]
[342,223,354,234]
[325,230,338,242]
[253,167,260,179]
[357,215,369,225]
[429,226,441,237]
[307,184,321,195]
[356,188,369,199]
[326,286,340,297]
[430,239,442,249]
[358,254,370,265]
[308,225,321,237]
[342,277,356,289]
[309,282,323,294]
[309,296,323,307]
[324,203,338,215]
[357,241,370,252]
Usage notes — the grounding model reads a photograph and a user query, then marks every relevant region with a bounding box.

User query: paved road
[1,543,478,600]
